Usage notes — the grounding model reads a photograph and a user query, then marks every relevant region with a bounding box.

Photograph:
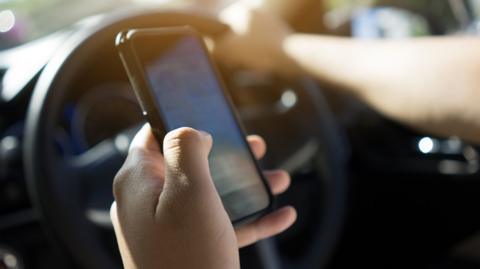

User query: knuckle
[169,127,201,142]
[111,155,142,201]
[164,127,202,151]
[112,168,128,201]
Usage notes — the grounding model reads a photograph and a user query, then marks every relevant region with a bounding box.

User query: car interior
[0,0,479,268]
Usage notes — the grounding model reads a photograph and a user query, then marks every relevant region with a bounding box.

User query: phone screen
[131,32,270,221]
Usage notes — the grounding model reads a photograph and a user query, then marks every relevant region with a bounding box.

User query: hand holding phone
[116,26,275,224]
[111,124,296,268]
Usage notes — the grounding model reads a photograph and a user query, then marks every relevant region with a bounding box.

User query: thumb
[162,127,214,196]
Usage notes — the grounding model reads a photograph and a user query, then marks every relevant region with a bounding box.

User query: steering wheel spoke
[62,125,142,227]
[68,140,124,183]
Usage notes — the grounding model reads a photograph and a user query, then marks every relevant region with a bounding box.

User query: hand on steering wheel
[110,125,296,268]
[214,1,300,76]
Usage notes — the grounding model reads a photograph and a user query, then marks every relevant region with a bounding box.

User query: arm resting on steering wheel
[283,36,480,144]
[216,2,480,143]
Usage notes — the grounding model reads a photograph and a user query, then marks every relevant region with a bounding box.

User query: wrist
[274,33,303,76]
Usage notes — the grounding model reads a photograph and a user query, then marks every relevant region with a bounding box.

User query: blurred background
[0,0,480,269]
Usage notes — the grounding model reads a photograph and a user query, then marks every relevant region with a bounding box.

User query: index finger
[129,124,161,153]
[236,206,297,248]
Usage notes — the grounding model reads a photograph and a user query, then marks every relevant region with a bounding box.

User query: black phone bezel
[115,26,273,225]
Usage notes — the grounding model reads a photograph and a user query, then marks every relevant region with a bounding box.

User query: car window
[0,0,232,50]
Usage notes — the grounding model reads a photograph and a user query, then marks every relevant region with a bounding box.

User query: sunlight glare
[0,10,15,33]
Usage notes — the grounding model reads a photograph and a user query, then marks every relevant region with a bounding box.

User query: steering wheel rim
[242,76,348,269]
[24,8,347,269]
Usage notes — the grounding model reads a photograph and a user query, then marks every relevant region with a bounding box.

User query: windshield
[0,0,196,50]
[1,0,479,51]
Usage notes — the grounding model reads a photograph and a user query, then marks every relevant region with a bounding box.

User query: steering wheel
[23,8,348,269]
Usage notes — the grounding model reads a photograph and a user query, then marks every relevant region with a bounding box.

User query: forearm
[283,35,480,143]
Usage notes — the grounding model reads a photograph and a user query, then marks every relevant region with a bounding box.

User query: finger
[110,202,136,269]
[113,126,165,214]
[110,201,119,228]
[264,170,291,195]
[247,135,266,160]
[162,127,214,194]
[236,206,297,248]
[110,202,124,249]
[129,123,160,153]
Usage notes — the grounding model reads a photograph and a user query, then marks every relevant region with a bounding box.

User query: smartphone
[115,27,273,225]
